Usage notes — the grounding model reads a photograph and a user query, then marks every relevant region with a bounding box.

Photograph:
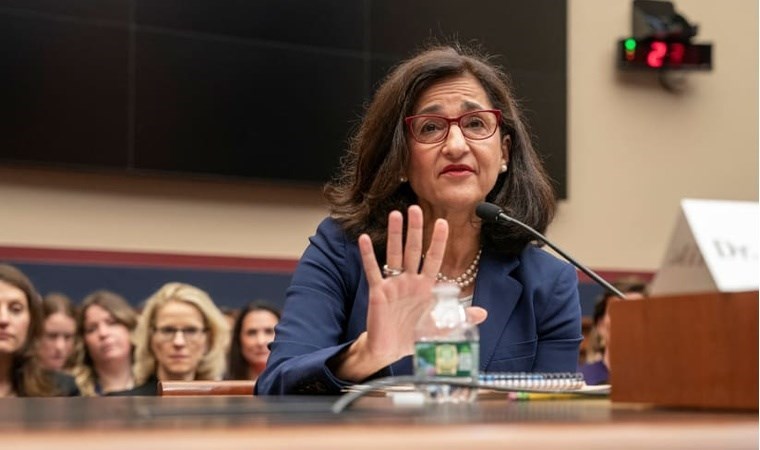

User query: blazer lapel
[473,251,523,369]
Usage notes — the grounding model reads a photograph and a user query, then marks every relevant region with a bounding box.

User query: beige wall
[0,167,328,259]
[1,0,757,271]
[560,0,758,270]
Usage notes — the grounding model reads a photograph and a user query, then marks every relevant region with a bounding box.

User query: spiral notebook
[479,372,585,391]
[477,372,609,397]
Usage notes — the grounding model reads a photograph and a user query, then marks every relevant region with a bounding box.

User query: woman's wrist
[329,332,394,383]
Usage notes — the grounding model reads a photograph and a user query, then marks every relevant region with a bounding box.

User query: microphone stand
[483,206,627,299]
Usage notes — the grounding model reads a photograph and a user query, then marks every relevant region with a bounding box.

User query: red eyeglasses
[404,109,503,144]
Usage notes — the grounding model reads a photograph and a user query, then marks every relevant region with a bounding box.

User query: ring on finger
[382,264,404,277]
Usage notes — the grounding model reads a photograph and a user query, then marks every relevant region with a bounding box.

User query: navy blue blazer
[255,218,582,395]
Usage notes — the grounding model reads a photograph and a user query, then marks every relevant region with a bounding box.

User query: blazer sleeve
[532,261,583,372]
[254,218,361,395]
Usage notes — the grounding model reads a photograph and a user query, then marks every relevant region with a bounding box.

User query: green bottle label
[414,341,479,378]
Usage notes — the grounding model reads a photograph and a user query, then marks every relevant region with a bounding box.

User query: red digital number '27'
[647,42,686,67]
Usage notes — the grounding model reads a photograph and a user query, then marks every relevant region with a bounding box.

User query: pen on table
[508,392,585,401]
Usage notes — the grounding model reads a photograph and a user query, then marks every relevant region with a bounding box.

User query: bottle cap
[432,282,461,298]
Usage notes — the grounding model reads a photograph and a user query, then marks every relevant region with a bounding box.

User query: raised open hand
[357,205,448,365]
[333,205,487,382]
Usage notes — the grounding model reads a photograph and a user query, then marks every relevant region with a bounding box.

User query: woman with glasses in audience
[0,264,79,397]
[118,282,229,395]
[255,42,582,395]
[36,292,79,373]
[227,301,281,381]
[73,290,138,395]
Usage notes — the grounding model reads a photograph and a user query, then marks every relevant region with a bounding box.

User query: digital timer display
[618,38,712,70]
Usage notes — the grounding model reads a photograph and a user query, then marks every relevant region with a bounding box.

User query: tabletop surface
[1,395,756,449]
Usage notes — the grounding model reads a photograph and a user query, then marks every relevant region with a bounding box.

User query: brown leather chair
[157,380,256,396]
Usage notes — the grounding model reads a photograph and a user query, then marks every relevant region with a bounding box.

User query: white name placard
[650,198,759,296]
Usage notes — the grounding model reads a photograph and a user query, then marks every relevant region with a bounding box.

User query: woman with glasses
[255,42,582,395]
[0,264,79,397]
[72,290,138,395]
[117,282,229,395]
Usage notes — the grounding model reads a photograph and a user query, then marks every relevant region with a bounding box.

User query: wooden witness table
[1,395,756,449]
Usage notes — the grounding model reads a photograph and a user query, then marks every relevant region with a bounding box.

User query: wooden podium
[609,290,758,410]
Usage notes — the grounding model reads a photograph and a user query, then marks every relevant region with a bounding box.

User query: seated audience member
[118,282,229,395]
[227,301,281,381]
[579,277,647,385]
[73,290,138,396]
[37,292,79,372]
[0,264,79,397]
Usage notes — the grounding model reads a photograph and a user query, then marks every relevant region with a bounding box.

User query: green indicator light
[624,38,637,51]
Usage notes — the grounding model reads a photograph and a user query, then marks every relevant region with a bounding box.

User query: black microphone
[476,202,627,299]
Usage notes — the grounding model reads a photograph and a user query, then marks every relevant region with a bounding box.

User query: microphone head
[475,202,503,223]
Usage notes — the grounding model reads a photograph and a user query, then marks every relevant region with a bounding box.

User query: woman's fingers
[402,205,424,272]
[359,234,383,286]
[385,211,404,272]
[420,218,448,280]
[372,205,450,283]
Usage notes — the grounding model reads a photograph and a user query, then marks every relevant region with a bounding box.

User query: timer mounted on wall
[617,0,713,90]
[618,38,712,71]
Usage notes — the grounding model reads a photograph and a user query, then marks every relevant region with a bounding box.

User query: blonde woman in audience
[117,282,229,395]
[73,290,138,396]
[37,292,79,372]
[0,264,79,397]
[227,301,281,381]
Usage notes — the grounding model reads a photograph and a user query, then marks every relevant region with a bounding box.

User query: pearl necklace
[436,249,482,289]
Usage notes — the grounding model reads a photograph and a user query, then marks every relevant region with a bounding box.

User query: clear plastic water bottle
[413,282,479,403]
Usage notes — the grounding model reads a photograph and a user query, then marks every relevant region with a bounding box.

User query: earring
[500,164,508,173]
[400,176,408,183]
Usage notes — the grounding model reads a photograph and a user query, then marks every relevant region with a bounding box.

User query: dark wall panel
[133,31,365,182]
[1,1,567,197]
[136,0,366,50]
[0,1,130,21]
[369,0,565,73]
[0,10,129,167]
